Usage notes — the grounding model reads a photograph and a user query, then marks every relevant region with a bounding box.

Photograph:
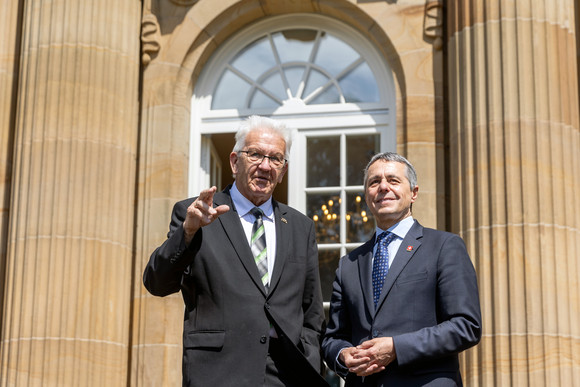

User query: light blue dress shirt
[230,182,276,285]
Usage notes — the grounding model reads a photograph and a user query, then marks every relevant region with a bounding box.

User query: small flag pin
[406,245,413,251]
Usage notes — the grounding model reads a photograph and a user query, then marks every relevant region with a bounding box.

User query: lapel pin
[281,217,287,223]
[406,245,413,251]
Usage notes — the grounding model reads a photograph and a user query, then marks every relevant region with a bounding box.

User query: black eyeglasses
[239,150,287,168]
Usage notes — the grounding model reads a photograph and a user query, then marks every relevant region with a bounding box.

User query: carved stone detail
[141,13,161,66]
[424,0,444,50]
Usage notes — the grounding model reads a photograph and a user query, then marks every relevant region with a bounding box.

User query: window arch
[191,13,396,302]
[192,13,395,119]
[211,28,381,110]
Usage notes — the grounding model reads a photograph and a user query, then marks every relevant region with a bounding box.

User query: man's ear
[410,185,419,203]
[229,152,239,176]
[277,163,288,183]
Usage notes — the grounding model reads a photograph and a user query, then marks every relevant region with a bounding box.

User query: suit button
[260,335,267,344]
[372,330,379,337]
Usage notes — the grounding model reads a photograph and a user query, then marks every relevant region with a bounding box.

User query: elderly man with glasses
[144,115,328,387]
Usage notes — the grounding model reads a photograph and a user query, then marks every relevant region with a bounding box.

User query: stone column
[0,1,21,319]
[447,0,580,386]
[130,0,191,384]
[0,0,141,385]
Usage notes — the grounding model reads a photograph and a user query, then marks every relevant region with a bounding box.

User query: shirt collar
[375,215,414,242]
[231,181,274,220]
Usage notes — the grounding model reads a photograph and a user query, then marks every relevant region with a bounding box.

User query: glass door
[292,130,386,301]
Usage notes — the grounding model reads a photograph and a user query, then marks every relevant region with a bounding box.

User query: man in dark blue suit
[322,152,481,386]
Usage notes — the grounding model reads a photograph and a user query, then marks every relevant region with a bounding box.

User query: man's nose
[378,179,390,191]
[257,156,273,169]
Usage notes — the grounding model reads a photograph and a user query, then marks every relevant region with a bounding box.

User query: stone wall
[0,0,578,386]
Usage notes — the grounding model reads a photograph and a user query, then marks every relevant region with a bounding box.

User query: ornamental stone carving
[141,13,161,65]
[424,0,443,50]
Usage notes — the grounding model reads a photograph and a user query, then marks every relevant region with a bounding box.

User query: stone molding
[169,0,199,5]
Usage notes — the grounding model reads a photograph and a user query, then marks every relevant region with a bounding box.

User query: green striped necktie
[250,207,268,291]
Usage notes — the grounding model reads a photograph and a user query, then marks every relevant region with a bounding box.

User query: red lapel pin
[406,245,413,251]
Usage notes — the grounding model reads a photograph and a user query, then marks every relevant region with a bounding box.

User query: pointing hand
[183,186,230,243]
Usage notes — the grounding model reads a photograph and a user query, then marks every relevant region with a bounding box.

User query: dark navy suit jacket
[322,220,481,386]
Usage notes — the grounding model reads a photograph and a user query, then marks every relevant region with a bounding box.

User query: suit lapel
[375,221,423,313]
[269,201,287,296]
[214,190,268,296]
[356,237,376,315]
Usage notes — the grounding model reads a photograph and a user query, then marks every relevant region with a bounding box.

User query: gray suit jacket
[322,220,481,386]
[144,187,327,386]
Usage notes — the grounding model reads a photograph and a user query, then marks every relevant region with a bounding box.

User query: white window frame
[190,13,396,203]
[290,126,395,256]
[199,136,222,190]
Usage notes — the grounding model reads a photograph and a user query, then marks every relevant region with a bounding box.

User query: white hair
[232,115,293,158]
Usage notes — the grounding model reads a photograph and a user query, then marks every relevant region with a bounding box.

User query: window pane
[306,137,340,187]
[310,86,340,105]
[346,192,375,243]
[318,249,341,301]
[272,29,317,63]
[303,69,329,100]
[314,34,359,77]
[212,69,251,109]
[347,134,379,185]
[261,72,286,101]
[231,37,277,79]
[340,62,380,103]
[249,89,279,109]
[284,66,306,97]
[307,192,340,243]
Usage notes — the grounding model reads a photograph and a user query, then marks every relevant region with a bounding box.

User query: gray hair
[232,115,293,159]
[363,152,417,190]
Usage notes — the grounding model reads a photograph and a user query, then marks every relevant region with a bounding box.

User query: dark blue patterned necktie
[372,231,397,308]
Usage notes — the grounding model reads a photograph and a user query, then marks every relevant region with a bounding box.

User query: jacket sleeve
[299,220,327,372]
[143,199,200,297]
[392,233,482,366]
[321,256,352,377]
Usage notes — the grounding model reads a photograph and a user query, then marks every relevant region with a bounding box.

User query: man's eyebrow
[368,174,400,181]
[246,148,283,155]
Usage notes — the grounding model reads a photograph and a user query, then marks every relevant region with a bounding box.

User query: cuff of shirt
[334,348,350,378]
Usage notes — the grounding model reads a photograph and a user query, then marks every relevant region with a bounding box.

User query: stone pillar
[0,1,21,319]
[0,0,141,385]
[447,0,580,386]
[130,0,191,384]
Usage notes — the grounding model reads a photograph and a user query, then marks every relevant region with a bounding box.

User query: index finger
[198,186,217,205]
[356,340,375,350]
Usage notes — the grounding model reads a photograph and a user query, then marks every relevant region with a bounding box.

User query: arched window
[211,29,380,109]
[191,13,396,301]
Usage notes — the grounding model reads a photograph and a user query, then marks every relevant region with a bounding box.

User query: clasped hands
[340,337,396,377]
[183,186,230,244]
